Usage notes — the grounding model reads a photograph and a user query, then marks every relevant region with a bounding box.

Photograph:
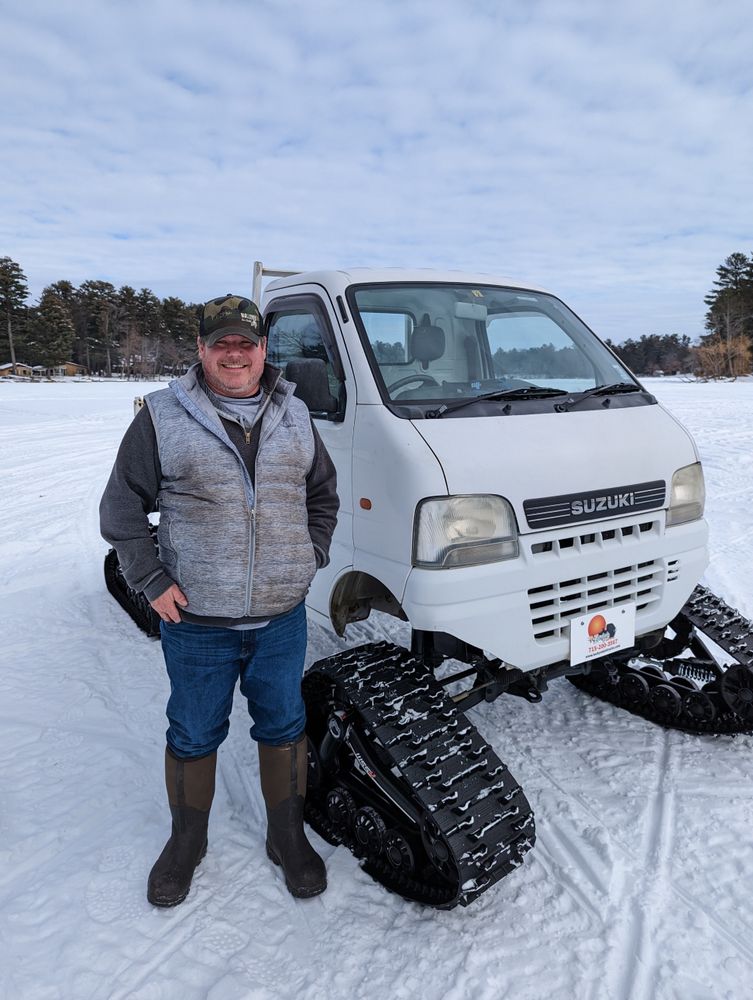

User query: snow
[1,377,752,1000]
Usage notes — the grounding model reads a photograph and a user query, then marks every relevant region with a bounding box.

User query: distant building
[2,360,90,378]
[46,362,89,377]
[0,362,34,377]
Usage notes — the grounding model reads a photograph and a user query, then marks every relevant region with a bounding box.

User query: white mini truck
[256,265,708,673]
[106,265,753,908]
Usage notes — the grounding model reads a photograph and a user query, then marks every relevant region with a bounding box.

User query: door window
[265,297,345,420]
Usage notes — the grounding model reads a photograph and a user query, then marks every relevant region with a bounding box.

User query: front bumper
[401,511,708,670]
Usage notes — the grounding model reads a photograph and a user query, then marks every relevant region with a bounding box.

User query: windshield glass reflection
[350,284,636,405]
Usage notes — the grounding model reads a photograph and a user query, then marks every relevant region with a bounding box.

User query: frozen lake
[1,376,752,1000]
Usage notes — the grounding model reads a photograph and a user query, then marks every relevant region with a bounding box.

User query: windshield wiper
[555,382,643,412]
[425,385,568,419]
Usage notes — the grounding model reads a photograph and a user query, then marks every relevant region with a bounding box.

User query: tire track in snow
[511,727,753,983]
[603,730,674,1000]
[530,819,605,928]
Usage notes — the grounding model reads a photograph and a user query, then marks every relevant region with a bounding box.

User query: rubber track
[683,585,753,669]
[303,642,535,908]
[570,584,753,735]
[104,548,161,638]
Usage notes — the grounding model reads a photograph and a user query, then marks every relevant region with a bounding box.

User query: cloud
[1,0,752,340]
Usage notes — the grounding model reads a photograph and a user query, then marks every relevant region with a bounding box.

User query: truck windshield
[349,283,637,406]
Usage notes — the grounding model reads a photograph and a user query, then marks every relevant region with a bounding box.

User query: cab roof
[263,267,548,297]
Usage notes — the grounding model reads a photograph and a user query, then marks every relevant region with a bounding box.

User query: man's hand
[150,583,189,623]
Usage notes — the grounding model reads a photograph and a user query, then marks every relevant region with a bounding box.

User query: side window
[266,299,346,421]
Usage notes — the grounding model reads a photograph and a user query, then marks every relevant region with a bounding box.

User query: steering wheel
[387,373,440,393]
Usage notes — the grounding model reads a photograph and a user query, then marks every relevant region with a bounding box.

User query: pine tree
[162,296,200,373]
[136,289,163,376]
[0,256,30,374]
[77,280,118,375]
[114,286,140,376]
[703,252,753,346]
[30,288,76,366]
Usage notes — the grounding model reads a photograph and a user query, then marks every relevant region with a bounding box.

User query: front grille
[529,518,658,557]
[528,560,665,642]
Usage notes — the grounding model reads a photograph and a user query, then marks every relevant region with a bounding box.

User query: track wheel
[650,683,682,719]
[682,690,716,724]
[421,815,455,881]
[720,665,753,723]
[618,672,650,704]
[326,787,357,833]
[384,830,415,874]
[353,806,387,855]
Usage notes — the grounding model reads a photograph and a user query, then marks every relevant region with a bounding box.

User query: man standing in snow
[100,294,338,907]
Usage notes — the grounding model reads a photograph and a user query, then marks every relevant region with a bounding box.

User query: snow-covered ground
[1,377,752,1000]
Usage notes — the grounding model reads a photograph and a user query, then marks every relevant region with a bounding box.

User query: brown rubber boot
[258,735,327,898]
[147,748,216,907]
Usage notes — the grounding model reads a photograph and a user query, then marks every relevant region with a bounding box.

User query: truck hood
[411,402,698,534]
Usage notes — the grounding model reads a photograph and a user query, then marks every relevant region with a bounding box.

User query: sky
[1,0,752,343]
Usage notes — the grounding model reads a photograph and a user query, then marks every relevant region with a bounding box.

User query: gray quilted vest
[145,364,317,618]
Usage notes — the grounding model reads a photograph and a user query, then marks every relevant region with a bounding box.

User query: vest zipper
[247,376,282,616]
[246,505,256,615]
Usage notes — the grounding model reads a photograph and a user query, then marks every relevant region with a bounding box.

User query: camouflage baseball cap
[199,294,263,346]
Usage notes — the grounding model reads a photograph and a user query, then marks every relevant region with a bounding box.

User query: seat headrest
[285,358,337,414]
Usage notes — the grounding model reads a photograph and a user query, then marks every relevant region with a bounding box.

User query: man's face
[198,334,267,397]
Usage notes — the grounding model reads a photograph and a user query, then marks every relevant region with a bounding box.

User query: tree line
[610,252,753,377]
[2,251,752,379]
[0,256,200,377]
[603,333,694,375]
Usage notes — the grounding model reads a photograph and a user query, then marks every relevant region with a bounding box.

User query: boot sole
[147,842,207,908]
[266,843,327,899]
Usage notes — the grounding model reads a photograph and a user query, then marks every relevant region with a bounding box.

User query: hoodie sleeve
[306,420,339,569]
[99,405,175,602]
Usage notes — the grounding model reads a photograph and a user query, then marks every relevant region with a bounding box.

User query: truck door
[263,289,355,624]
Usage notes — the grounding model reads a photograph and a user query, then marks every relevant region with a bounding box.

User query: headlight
[413,495,519,568]
[666,462,705,527]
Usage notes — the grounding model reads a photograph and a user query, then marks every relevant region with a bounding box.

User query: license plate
[569,604,636,665]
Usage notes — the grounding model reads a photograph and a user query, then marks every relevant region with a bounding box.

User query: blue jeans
[159,601,308,760]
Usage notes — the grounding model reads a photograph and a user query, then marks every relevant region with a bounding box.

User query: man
[100,294,338,907]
